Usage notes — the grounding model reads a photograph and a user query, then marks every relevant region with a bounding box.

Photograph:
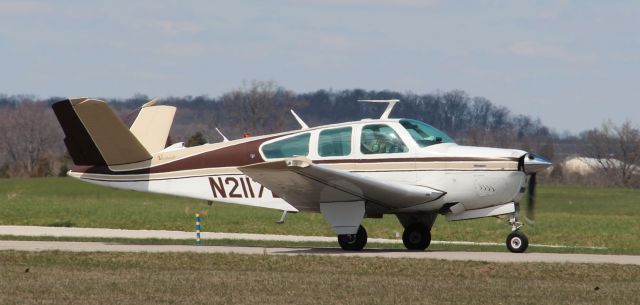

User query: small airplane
[52,98,551,253]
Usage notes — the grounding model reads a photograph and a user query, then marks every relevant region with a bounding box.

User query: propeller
[522,152,551,225]
[525,172,537,225]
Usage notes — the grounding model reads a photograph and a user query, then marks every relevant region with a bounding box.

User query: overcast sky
[1,0,638,133]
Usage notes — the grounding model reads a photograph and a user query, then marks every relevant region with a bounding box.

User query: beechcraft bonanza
[52,98,551,253]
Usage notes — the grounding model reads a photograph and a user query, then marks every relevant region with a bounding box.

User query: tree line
[0,82,638,187]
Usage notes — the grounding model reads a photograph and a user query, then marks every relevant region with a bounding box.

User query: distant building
[561,156,638,175]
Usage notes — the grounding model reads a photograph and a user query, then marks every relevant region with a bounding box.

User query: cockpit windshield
[400,119,454,147]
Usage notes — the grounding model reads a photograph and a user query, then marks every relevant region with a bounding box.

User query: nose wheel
[506,230,529,253]
[506,211,529,253]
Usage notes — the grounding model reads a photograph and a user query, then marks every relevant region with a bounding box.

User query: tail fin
[129,103,176,154]
[52,98,152,166]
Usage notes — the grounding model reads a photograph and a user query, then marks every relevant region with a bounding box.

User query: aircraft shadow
[271,247,450,254]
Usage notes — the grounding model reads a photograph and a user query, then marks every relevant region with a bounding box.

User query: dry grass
[1,251,639,305]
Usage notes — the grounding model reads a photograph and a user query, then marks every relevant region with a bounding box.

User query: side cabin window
[360,124,408,154]
[318,127,352,157]
[262,133,310,158]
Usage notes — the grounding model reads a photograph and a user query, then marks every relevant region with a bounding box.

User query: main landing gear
[402,223,431,250]
[397,214,436,251]
[338,225,368,251]
[336,223,434,251]
[506,212,529,253]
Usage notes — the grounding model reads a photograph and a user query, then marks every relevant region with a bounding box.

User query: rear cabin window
[262,133,310,158]
[318,127,352,157]
[360,124,408,154]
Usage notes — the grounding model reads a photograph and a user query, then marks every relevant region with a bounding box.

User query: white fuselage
[70,119,528,215]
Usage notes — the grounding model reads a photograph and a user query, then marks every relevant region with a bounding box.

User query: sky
[0,0,638,133]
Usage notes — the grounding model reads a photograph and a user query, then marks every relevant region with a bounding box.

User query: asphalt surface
[1,225,634,265]
[0,225,398,243]
[0,225,603,248]
[2,240,639,265]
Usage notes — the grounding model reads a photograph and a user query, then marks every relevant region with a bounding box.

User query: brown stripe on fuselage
[315,156,519,164]
[73,140,519,177]
[73,135,282,175]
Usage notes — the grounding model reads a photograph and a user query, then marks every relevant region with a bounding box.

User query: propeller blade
[525,173,537,224]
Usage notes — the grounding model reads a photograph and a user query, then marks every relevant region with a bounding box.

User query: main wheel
[506,230,529,253]
[402,223,431,250]
[338,225,367,251]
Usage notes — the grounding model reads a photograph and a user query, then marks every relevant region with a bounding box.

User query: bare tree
[0,102,63,177]
[0,88,563,177]
[221,81,301,137]
[583,120,640,187]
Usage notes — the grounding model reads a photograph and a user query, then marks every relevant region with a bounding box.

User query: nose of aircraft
[522,153,552,174]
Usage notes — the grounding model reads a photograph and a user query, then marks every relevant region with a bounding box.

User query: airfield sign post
[195,213,201,246]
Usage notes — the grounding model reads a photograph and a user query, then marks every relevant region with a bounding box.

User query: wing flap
[240,158,444,212]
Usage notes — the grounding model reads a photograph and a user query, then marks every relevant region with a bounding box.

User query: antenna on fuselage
[357,99,400,119]
[290,110,309,129]
[215,128,229,142]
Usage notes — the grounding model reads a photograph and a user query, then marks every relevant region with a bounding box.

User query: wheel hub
[510,237,522,249]
[409,232,421,244]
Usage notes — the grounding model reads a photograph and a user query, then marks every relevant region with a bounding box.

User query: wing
[239,158,445,212]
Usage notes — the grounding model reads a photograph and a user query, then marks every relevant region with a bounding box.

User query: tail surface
[52,98,152,166]
[129,102,176,154]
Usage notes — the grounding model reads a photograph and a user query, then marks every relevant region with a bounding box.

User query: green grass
[1,251,639,305]
[1,178,639,254]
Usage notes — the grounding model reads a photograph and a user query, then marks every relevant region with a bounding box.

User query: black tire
[506,230,529,253]
[338,225,367,251]
[402,223,431,250]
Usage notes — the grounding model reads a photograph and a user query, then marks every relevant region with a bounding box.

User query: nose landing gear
[506,212,529,253]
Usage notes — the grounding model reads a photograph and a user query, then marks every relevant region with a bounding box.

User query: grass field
[1,251,639,305]
[1,178,639,254]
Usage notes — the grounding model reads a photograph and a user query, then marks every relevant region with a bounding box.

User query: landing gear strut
[338,225,367,251]
[402,223,431,250]
[506,212,529,253]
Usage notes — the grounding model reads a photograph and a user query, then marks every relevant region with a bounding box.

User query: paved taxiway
[0,225,605,249]
[1,240,639,265]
